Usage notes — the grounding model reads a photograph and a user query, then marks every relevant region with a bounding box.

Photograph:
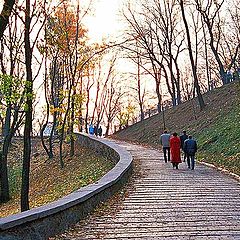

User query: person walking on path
[94,125,98,136]
[170,132,182,169]
[180,130,188,162]
[160,130,171,163]
[89,124,94,135]
[184,135,197,170]
[98,126,103,138]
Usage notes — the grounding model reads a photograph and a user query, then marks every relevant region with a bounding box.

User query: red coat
[170,136,181,163]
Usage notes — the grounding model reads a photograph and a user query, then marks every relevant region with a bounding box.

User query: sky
[0,0,124,41]
[84,0,124,42]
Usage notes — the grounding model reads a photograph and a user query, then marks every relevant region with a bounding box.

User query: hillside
[112,81,240,176]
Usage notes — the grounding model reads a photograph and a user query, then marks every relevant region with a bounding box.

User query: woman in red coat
[170,132,182,169]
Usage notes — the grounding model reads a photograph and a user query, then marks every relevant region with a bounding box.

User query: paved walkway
[52,141,240,240]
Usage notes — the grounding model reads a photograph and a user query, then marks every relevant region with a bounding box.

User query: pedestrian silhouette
[180,130,188,162]
[160,130,171,162]
[170,132,182,169]
[98,126,103,137]
[184,135,197,170]
[89,124,94,135]
[94,125,98,136]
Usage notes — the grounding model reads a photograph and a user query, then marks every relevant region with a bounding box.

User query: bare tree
[83,52,103,132]
[195,0,240,84]
[136,53,145,121]
[179,0,205,110]
[21,0,49,211]
[122,0,184,109]
[93,57,117,131]
[124,42,148,120]
[104,77,124,136]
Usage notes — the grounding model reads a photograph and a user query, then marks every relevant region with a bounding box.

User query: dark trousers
[182,150,187,162]
[163,147,170,163]
[172,162,179,169]
[187,155,195,170]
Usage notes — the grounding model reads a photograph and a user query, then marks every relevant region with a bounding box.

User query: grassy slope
[112,81,240,175]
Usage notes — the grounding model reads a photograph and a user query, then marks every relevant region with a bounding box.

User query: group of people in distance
[89,124,103,137]
[160,130,197,170]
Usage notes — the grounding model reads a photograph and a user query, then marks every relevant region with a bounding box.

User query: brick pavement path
[52,141,240,240]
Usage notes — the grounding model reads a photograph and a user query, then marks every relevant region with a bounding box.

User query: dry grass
[0,138,115,218]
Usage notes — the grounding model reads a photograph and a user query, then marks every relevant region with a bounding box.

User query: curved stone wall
[0,134,133,240]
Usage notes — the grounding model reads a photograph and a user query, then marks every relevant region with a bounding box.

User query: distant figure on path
[180,130,188,162]
[98,126,103,138]
[170,132,182,169]
[160,130,171,163]
[94,125,98,136]
[89,124,94,135]
[184,135,197,170]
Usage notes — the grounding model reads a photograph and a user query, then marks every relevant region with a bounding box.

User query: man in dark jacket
[183,135,197,170]
[180,130,188,162]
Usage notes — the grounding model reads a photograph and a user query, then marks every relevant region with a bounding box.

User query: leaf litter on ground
[0,138,115,218]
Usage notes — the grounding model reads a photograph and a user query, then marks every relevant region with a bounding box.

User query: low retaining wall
[0,134,133,240]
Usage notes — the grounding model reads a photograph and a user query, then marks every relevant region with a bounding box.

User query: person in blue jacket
[183,135,197,170]
[89,124,94,135]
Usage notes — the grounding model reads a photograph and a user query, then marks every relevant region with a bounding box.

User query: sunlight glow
[84,0,124,42]
[0,0,124,43]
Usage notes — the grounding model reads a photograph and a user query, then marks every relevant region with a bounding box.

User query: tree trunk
[105,122,110,137]
[3,106,11,137]
[137,57,145,120]
[40,123,52,159]
[179,0,205,110]
[0,93,24,203]
[40,51,53,159]
[0,105,12,202]
[59,130,64,168]
[70,93,75,157]
[21,0,32,212]
[203,25,211,90]
[48,113,57,158]
[0,151,9,202]
[0,0,16,41]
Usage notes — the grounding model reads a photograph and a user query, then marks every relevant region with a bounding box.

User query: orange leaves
[47,3,88,52]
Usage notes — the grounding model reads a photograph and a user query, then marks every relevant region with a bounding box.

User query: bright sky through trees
[0,0,123,42]
[84,0,124,42]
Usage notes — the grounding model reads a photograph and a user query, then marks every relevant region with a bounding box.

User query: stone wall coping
[0,134,132,231]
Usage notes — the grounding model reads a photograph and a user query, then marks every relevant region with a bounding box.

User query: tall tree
[122,0,184,109]
[195,0,240,84]
[21,0,48,211]
[179,0,205,110]
[21,0,33,211]
[0,2,28,203]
